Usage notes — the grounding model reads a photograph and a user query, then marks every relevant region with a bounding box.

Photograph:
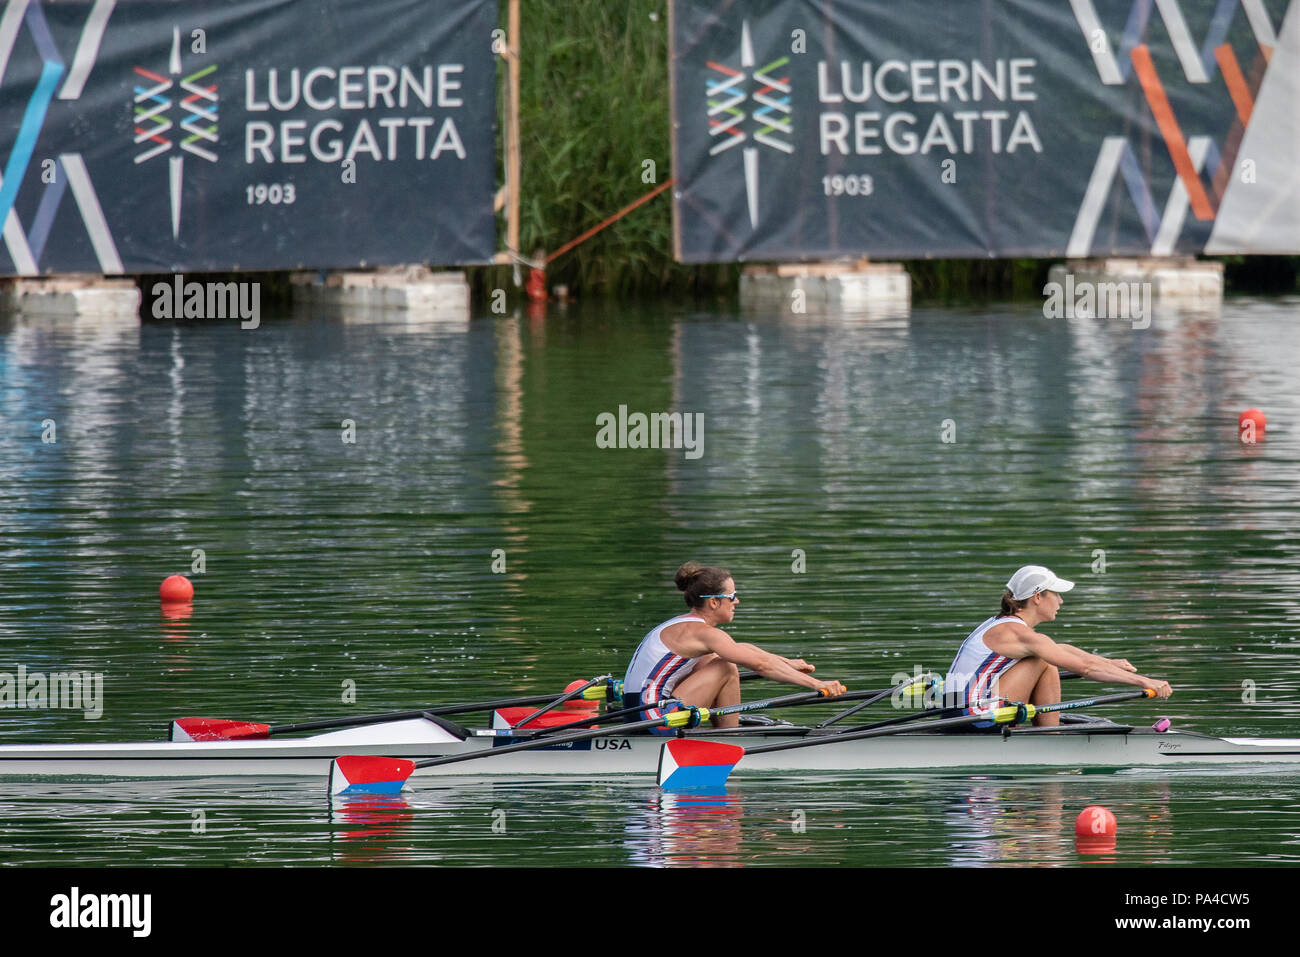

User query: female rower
[947,565,1173,727]
[624,562,846,730]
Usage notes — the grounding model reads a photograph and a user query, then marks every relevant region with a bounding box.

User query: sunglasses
[700,592,739,603]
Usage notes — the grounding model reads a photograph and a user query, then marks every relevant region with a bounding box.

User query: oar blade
[657,740,745,790]
[329,756,417,796]
[170,718,271,742]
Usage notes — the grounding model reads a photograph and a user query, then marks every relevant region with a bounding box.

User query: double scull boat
[2,715,1299,781]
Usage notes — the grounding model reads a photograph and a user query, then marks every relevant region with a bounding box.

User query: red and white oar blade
[329,756,416,796]
[170,718,271,742]
[657,740,745,790]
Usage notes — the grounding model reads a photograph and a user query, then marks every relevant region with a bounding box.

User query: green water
[1,299,1299,866]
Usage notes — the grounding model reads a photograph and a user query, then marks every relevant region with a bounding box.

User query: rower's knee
[709,660,739,696]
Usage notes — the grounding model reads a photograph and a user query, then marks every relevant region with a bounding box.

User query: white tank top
[624,615,707,702]
[946,615,1023,708]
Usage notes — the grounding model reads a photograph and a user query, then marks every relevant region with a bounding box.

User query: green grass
[472,2,1297,303]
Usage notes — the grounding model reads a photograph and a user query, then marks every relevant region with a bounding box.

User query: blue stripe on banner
[23,0,66,66]
[1118,0,1155,83]
[0,59,65,232]
[1200,0,1241,76]
[27,158,68,262]
[1202,139,1222,183]
[1118,141,1160,242]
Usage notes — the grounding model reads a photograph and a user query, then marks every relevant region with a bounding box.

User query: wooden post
[507,0,521,261]
[493,0,521,266]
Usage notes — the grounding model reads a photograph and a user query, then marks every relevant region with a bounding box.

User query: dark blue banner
[670,0,1298,262]
[0,0,497,275]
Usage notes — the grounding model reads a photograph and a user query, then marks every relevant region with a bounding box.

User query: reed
[472,4,1297,303]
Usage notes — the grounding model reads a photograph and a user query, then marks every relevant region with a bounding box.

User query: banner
[0,0,496,276]
[670,0,1299,262]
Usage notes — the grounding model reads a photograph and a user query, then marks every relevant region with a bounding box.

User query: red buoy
[1075,805,1117,838]
[563,678,599,710]
[159,574,195,602]
[1239,408,1266,443]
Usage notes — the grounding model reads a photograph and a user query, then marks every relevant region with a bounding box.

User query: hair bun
[674,561,703,591]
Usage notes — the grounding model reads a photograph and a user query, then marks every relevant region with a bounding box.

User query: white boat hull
[2,718,1300,779]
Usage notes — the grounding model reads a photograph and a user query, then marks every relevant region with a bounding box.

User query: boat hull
[2,720,1300,779]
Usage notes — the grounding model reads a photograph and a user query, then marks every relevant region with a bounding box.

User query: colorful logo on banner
[705,20,792,228]
[0,0,122,275]
[1067,0,1283,256]
[133,26,219,240]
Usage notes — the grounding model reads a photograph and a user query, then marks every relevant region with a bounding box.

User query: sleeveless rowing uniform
[946,615,1024,715]
[624,615,707,729]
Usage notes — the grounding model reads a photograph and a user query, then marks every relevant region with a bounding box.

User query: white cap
[1006,565,1075,600]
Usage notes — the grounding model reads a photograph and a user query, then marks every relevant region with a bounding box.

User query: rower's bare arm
[1015,632,1173,698]
[1057,643,1136,674]
[701,631,844,696]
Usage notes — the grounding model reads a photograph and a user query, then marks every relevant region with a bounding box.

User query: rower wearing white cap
[947,565,1172,726]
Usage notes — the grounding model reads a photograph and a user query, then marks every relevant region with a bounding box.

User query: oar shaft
[815,671,1084,731]
[815,674,939,729]
[538,684,887,738]
[414,713,677,769]
[1036,689,1151,714]
[527,698,676,736]
[270,691,590,734]
[745,689,1153,757]
[411,687,845,771]
[509,674,611,729]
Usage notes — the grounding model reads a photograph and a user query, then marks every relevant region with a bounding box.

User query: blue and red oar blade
[657,740,745,791]
[329,756,417,796]
[170,718,271,742]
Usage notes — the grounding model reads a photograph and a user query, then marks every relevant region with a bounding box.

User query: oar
[521,697,680,736]
[526,675,932,739]
[815,670,1085,730]
[657,689,1156,789]
[328,686,851,795]
[814,673,941,729]
[508,674,611,729]
[170,681,614,742]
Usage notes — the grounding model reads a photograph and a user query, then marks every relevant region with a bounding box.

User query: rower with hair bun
[624,562,846,730]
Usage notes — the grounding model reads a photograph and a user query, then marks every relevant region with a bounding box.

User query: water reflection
[329,794,417,864]
[3,296,1300,864]
[625,790,745,867]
